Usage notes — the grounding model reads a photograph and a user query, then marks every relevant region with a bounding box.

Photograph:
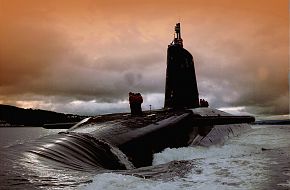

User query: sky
[0,0,288,118]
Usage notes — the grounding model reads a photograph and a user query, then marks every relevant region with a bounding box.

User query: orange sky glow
[0,0,288,117]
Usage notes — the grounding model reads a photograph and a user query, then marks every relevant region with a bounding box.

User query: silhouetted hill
[0,104,86,127]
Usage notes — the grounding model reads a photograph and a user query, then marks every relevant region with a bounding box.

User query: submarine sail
[164,23,199,109]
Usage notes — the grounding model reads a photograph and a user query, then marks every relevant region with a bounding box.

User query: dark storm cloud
[0,3,166,103]
[0,0,288,116]
[193,19,288,116]
[0,24,165,103]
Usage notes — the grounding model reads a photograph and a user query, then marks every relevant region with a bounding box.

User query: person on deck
[200,99,209,107]
[135,93,143,115]
[129,92,143,116]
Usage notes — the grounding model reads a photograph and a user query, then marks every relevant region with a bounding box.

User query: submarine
[27,23,255,171]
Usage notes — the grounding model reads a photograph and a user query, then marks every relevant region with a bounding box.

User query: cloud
[0,0,288,116]
[0,16,166,103]
[189,11,288,116]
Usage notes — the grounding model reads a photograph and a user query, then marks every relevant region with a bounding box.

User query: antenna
[174,23,183,47]
[169,22,183,47]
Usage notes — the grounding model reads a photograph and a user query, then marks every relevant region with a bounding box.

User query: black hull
[65,108,254,168]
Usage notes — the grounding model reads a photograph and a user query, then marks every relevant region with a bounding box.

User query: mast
[171,23,183,47]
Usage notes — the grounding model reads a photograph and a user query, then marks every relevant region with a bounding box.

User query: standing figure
[129,92,143,116]
[136,93,143,115]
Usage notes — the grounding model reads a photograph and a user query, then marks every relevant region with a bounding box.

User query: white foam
[152,125,290,189]
[84,125,290,190]
[152,144,270,189]
[152,144,261,166]
[82,173,181,190]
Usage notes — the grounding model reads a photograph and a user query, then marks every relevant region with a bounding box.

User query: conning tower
[164,23,199,109]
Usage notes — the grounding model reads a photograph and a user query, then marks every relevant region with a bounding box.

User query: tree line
[0,104,86,126]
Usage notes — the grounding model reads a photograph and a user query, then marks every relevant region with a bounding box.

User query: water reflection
[0,127,65,148]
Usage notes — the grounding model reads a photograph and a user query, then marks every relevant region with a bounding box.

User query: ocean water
[0,125,290,190]
[83,125,290,190]
[0,127,65,148]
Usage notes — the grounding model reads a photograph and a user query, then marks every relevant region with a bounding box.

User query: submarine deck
[49,108,255,168]
[68,108,254,147]
[76,109,186,129]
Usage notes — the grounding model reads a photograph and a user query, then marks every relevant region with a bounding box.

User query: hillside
[0,104,86,127]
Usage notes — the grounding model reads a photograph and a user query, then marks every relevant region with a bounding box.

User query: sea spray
[83,125,290,190]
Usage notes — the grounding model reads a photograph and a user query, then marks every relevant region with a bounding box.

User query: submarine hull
[65,108,254,168]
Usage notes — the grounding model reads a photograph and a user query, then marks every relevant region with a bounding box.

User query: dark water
[0,127,133,190]
[0,127,95,190]
[0,127,64,148]
[1,125,290,190]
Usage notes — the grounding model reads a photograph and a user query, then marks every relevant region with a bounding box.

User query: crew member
[129,92,143,115]
[200,99,209,107]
